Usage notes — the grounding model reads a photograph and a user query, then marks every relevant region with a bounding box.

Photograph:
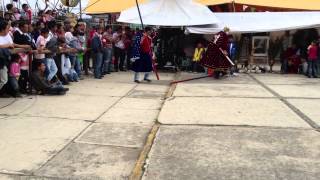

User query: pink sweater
[10,62,21,78]
[308,45,318,60]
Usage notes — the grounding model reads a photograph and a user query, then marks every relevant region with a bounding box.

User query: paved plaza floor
[0,72,319,180]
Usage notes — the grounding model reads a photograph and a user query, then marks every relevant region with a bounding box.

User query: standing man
[132,27,153,83]
[92,27,103,79]
[307,41,318,78]
[102,26,113,74]
[281,31,292,74]
[228,35,238,76]
[200,27,232,79]
[113,27,125,71]
[124,27,133,70]
[21,4,32,23]
[0,20,13,97]
[45,21,59,83]
[13,20,32,93]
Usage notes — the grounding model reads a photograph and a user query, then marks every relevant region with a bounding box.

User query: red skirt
[200,42,231,71]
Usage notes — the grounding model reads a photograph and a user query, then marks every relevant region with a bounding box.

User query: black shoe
[144,79,152,82]
[62,81,70,85]
[63,88,70,92]
[58,90,67,95]
[134,80,140,83]
[0,93,11,98]
[14,93,23,98]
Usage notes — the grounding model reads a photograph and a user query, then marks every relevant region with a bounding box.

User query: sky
[2,0,90,13]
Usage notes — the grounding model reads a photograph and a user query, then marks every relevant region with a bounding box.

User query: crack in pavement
[129,73,180,180]
[249,74,320,130]
[32,84,139,178]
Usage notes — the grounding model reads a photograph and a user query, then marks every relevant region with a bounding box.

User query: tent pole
[232,0,236,12]
[79,0,82,19]
[135,0,144,29]
[2,0,5,17]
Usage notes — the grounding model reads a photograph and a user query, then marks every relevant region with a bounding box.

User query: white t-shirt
[35,35,46,59]
[0,34,13,45]
[65,32,74,44]
[61,54,71,76]
[113,32,125,49]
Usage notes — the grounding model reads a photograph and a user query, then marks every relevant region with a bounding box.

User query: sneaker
[144,79,152,82]
[134,80,140,83]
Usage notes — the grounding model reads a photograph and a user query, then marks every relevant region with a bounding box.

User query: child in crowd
[21,4,32,23]
[34,28,49,70]
[18,53,29,93]
[13,7,21,21]
[8,54,22,97]
[191,42,205,73]
[307,40,318,78]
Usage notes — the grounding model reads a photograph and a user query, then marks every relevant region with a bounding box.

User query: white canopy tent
[117,0,220,26]
[186,12,320,34]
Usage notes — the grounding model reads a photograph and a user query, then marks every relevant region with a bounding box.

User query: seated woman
[31,62,69,95]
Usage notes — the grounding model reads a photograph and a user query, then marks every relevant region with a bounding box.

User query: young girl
[18,52,29,93]
[307,41,318,78]
[9,54,22,97]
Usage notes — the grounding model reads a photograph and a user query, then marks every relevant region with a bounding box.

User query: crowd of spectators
[0,3,143,98]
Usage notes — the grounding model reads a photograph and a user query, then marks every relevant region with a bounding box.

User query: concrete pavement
[0,72,174,179]
[144,72,320,180]
[1,71,320,180]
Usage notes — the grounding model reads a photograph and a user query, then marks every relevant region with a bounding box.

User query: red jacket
[141,35,152,54]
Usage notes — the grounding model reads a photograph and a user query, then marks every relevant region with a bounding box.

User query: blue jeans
[70,56,81,78]
[45,58,58,81]
[103,48,113,73]
[94,52,103,78]
[134,72,150,81]
[47,81,66,95]
[0,66,8,90]
[281,59,288,74]
[307,59,317,77]
[67,69,79,82]
[9,76,19,92]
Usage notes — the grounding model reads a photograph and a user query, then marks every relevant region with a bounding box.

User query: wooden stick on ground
[170,74,213,85]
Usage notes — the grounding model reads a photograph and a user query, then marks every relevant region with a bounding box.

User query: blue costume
[131,32,153,73]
